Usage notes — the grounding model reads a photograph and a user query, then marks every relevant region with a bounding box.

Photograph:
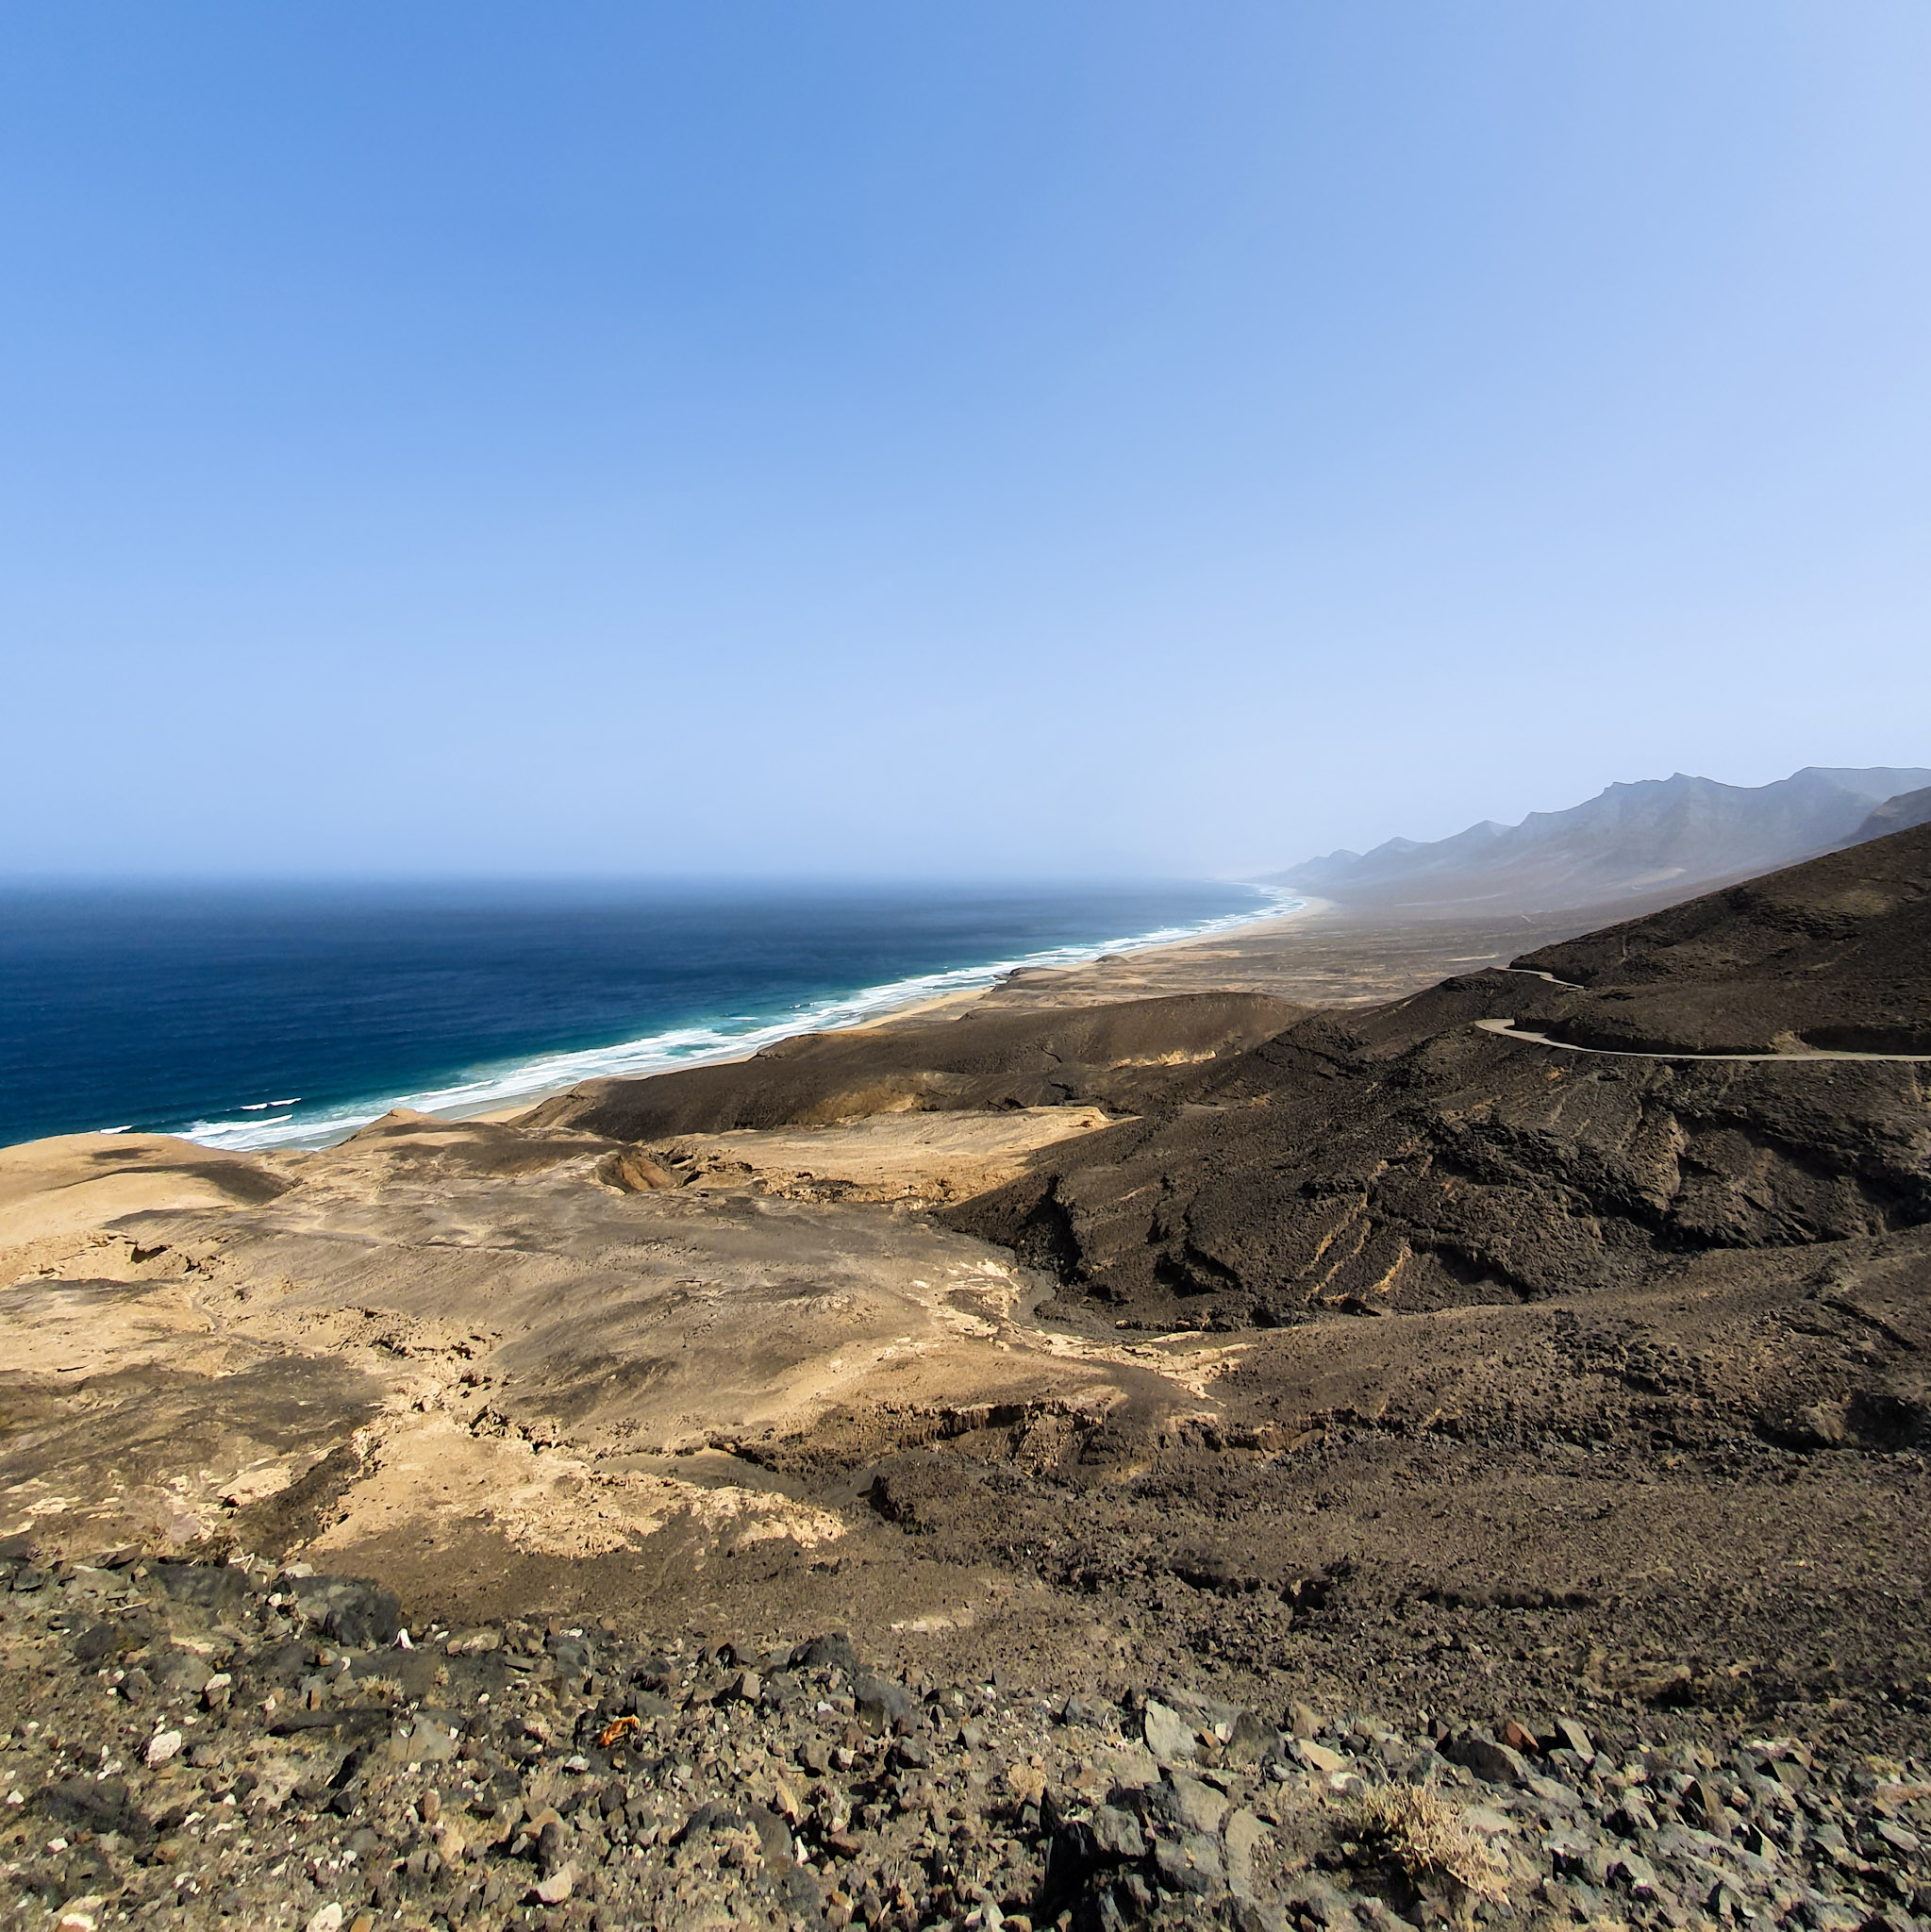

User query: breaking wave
[181,889,1301,1153]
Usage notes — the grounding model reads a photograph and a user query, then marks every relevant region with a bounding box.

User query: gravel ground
[4,1543,1928,1932]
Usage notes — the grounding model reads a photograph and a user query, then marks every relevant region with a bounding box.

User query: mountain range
[1263,763,1931,917]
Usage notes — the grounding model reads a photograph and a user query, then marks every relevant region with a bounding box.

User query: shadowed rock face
[944,826,1931,1329]
[521,992,1302,1141]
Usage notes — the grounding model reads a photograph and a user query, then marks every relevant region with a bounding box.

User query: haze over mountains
[1858,781,1931,842]
[1267,764,1931,918]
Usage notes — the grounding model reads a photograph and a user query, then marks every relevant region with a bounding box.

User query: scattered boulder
[1442,1727,1529,1786]
[1141,1698,1198,1766]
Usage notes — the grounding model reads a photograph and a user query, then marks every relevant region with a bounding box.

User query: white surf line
[181,888,1308,1153]
[1473,1018,1931,1064]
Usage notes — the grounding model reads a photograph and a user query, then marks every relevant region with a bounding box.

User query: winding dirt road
[1473,1016,1931,1063]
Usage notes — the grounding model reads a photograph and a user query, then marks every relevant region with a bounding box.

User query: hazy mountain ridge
[1855,782,1931,842]
[1266,763,1931,916]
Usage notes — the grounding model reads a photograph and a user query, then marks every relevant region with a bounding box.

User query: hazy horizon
[7,5,1930,880]
[0,759,1924,888]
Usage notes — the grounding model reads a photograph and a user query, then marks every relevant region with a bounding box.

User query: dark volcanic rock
[521,992,1302,1141]
[15,1549,1911,1932]
[945,978,1930,1323]
[1518,817,1931,1055]
[1,1441,1926,1931]
[945,827,1931,1328]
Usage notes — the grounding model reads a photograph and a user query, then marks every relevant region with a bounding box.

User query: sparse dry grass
[1347,1782,1509,1905]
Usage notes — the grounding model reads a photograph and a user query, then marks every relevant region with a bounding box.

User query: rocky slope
[948,823,1931,1328]
[5,1543,1925,1932]
[1516,818,1931,1056]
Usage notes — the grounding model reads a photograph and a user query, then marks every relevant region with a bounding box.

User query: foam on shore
[180,889,1303,1153]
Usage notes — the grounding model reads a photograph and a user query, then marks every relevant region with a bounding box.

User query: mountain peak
[1263,764,1931,918]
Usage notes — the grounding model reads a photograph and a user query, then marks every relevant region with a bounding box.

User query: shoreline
[458,897,1326,1125]
[171,888,1308,1153]
[451,894,1316,1126]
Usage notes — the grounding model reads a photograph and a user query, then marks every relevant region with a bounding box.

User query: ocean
[0,879,1288,1153]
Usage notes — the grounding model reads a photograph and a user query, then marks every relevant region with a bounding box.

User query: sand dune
[0,1131,289,1247]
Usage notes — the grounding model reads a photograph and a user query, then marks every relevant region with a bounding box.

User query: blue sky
[4,3,1928,878]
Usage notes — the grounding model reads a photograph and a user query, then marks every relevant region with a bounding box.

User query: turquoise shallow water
[0,879,1289,1151]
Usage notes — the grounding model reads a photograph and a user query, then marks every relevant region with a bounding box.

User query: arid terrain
[4,837,1929,1931]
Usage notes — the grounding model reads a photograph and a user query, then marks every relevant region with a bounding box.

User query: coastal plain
[3,847,1929,1928]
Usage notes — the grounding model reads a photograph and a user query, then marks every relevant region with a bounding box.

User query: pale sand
[0,1107,1208,1579]
[627,1103,1117,1206]
[0,1132,288,1248]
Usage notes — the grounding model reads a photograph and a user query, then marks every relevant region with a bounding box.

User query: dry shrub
[1347,1783,1508,1906]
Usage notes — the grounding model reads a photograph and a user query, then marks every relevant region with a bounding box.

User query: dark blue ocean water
[0,879,1281,1151]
